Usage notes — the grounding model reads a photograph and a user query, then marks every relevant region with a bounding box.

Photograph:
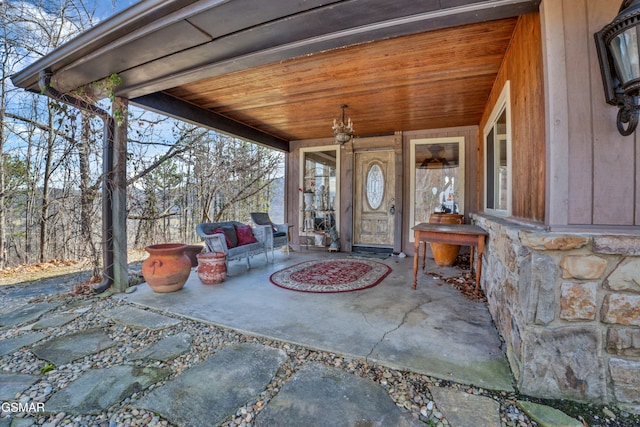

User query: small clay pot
[197,252,227,284]
[142,243,191,293]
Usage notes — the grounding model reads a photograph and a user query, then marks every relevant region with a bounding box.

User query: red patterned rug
[270,258,392,293]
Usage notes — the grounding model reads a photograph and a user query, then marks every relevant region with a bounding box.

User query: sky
[95,0,139,20]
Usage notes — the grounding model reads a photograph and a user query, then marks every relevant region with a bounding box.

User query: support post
[112,98,129,292]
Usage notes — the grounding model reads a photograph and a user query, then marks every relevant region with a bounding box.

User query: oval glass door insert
[366,164,384,209]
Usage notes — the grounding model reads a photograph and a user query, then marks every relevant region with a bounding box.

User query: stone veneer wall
[471,214,640,414]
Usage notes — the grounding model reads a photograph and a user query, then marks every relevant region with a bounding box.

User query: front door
[353,150,395,247]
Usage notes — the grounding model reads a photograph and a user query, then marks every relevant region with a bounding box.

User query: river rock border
[472,213,640,414]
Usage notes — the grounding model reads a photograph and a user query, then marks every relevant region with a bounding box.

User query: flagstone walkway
[0,256,595,427]
[1,301,448,426]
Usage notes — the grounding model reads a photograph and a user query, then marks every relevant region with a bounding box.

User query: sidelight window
[300,146,339,236]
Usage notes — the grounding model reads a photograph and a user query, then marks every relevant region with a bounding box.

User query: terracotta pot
[429,213,464,266]
[142,243,191,293]
[197,252,227,284]
[184,244,204,267]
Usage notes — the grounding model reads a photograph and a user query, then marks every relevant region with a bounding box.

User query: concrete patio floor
[122,250,514,392]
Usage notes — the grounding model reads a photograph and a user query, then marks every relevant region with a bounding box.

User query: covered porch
[10,0,545,286]
[10,0,640,414]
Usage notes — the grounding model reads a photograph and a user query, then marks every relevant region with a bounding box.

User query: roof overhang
[12,0,541,151]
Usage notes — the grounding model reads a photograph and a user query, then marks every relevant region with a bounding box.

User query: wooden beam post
[112,97,129,292]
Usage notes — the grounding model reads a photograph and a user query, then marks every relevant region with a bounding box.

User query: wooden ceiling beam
[131,92,290,152]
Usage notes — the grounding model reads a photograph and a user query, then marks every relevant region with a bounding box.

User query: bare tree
[127,122,283,248]
[78,114,100,276]
[189,131,283,224]
[0,31,9,268]
[1,0,104,268]
[1,1,285,272]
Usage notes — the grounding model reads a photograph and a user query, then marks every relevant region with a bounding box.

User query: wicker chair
[196,221,269,269]
[250,212,289,261]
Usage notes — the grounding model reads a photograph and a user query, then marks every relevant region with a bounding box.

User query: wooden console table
[412,223,488,290]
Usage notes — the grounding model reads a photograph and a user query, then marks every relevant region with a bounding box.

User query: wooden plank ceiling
[165,18,517,142]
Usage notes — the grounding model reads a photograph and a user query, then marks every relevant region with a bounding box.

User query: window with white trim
[484,82,511,214]
[409,137,465,241]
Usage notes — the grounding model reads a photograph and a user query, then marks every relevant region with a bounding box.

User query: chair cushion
[212,225,238,248]
[235,224,258,246]
[212,228,232,248]
[221,224,239,247]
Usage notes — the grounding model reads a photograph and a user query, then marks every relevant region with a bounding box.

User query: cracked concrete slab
[124,260,424,361]
[367,285,514,390]
[44,365,171,414]
[364,300,423,359]
[0,303,58,328]
[31,328,115,366]
[255,362,422,427]
[0,332,48,357]
[128,332,192,362]
[430,386,502,427]
[122,254,514,392]
[0,373,41,401]
[136,343,286,427]
[102,305,180,330]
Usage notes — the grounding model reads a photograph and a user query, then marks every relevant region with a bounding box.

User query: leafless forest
[0,1,284,274]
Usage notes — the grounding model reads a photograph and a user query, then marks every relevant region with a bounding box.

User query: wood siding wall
[542,1,639,228]
[479,13,546,223]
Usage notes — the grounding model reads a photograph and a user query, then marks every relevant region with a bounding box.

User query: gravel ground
[1,284,638,427]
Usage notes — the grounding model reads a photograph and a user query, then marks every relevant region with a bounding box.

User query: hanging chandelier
[332,104,354,144]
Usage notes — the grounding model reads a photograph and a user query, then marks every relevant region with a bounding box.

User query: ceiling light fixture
[332,104,354,144]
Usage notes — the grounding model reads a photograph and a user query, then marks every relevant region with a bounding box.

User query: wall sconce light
[595,0,640,135]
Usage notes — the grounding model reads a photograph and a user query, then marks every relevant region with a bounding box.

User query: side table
[412,223,488,290]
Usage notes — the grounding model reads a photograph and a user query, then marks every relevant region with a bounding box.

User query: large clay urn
[429,213,464,266]
[196,252,227,284]
[142,243,191,293]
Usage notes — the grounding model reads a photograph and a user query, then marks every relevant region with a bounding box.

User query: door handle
[389,205,395,215]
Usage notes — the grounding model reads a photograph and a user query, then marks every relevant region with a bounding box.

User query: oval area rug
[270,258,392,293]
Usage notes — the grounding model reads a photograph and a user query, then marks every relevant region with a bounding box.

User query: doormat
[270,258,392,293]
